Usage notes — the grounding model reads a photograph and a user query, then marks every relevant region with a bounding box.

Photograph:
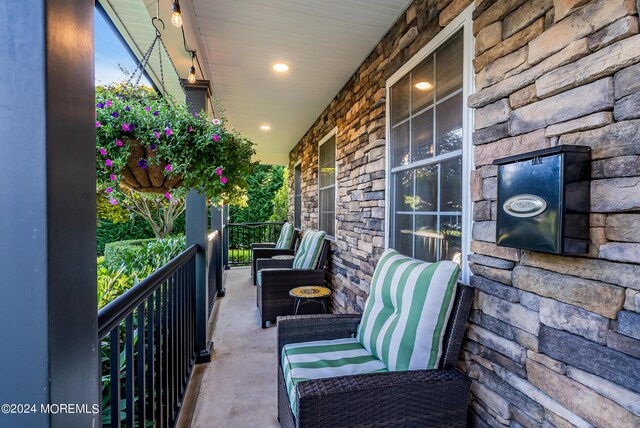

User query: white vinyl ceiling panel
[192,0,412,164]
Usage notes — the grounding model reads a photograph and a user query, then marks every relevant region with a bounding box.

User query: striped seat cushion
[282,338,388,416]
[276,222,295,249]
[292,230,326,269]
[356,248,460,371]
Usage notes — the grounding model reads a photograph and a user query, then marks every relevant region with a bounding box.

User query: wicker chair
[276,282,474,428]
[251,223,300,285]
[256,236,331,328]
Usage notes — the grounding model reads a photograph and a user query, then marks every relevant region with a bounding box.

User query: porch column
[0,0,99,427]
[184,80,212,363]
[210,205,226,296]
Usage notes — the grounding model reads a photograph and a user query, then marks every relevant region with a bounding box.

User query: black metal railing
[98,245,198,428]
[225,221,284,267]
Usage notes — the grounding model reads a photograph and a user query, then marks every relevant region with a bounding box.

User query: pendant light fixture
[171,1,183,27]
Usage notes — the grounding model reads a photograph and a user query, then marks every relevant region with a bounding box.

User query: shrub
[104,238,155,271]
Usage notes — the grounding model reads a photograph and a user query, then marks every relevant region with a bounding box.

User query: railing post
[210,204,226,297]
[186,191,211,363]
[223,205,230,269]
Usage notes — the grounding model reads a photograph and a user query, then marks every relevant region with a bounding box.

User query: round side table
[289,286,331,315]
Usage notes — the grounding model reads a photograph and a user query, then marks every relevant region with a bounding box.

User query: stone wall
[464,0,640,426]
[288,0,473,312]
[288,0,640,426]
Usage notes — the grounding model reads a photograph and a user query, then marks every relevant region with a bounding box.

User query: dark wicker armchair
[256,238,331,328]
[276,283,474,428]
[251,227,300,285]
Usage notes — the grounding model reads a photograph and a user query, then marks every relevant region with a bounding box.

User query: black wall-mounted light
[171,0,182,27]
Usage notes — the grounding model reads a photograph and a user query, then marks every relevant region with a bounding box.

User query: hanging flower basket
[95,84,256,204]
[118,138,183,194]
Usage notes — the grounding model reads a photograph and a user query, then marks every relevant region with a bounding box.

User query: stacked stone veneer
[288,0,640,426]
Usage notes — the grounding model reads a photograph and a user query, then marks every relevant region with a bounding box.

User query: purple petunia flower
[144,106,151,111]
[111,111,119,118]
[109,174,117,181]
[96,121,101,127]
[212,118,221,125]
[106,187,113,193]
[165,128,172,137]
[105,100,113,108]
[165,164,172,172]
[220,176,227,185]
[188,126,193,133]
[115,139,123,147]
[125,105,130,111]
[193,112,198,118]
[215,167,223,176]
[105,159,113,167]
[96,103,105,109]
[153,111,159,116]
[99,147,107,156]
[138,159,147,169]
[153,130,160,139]
[212,134,220,142]
[109,198,118,205]
[122,123,134,132]
[165,192,172,200]
[149,144,157,150]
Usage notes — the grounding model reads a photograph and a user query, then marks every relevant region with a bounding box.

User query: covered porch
[2,0,640,427]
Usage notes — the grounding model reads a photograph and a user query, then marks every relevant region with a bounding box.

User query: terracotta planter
[119,139,182,194]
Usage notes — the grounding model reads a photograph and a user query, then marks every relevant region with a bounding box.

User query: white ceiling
[192,0,412,165]
[99,0,412,165]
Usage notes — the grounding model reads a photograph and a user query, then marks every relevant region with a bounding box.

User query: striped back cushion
[292,230,326,269]
[276,222,294,249]
[356,248,460,371]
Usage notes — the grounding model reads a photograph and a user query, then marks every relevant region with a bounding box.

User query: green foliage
[97,192,130,224]
[97,257,133,310]
[104,238,155,271]
[269,167,290,222]
[230,165,285,223]
[97,218,154,255]
[95,83,257,205]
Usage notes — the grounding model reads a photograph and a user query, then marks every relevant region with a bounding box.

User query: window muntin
[318,134,336,237]
[389,30,464,264]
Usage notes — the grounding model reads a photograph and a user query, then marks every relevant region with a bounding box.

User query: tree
[229,165,285,223]
[116,188,187,239]
[269,167,289,221]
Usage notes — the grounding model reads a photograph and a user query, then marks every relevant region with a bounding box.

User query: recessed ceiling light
[415,81,433,91]
[272,63,290,73]
[260,124,272,131]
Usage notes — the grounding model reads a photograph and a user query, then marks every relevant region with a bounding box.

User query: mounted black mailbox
[493,145,591,255]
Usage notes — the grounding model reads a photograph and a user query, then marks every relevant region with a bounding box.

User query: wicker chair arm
[277,314,362,360]
[252,248,295,260]
[251,242,276,250]
[256,258,295,272]
[295,369,471,428]
[259,268,324,285]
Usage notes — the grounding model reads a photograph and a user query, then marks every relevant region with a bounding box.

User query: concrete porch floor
[177,267,280,428]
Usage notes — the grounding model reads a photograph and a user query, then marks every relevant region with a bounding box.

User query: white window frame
[318,127,338,239]
[293,159,302,228]
[384,5,474,284]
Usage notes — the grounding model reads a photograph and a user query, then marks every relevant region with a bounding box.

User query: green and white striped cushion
[282,338,388,416]
[356,248,459,371]
[276,222,295,249]
[292,230,326,269]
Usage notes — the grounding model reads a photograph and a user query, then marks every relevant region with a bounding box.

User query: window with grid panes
[389,30,464,264]
[318,135,336,237]
[294,164,302,228]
